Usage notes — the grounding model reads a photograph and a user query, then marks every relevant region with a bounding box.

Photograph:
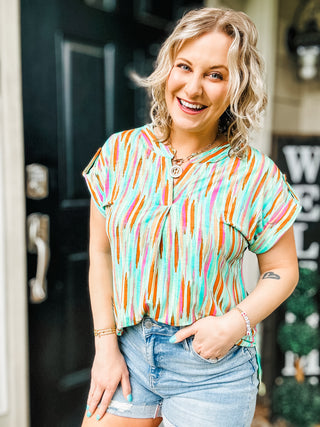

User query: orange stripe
[190,200,195,236]
[123,146,131,175]
[265,192,282,218]
[111,184,118,202]
[218,220,224,252]
[233,277,239,304]
[116,226,120,264]
[251,171,268,205]
[132,158,142,188]
[143,300,149,314]
[199,237,203,276]
[123,273,128,309]
[99,151,105,167]
[112,136,119,172]
[147,260,155,298]
[248,213,256,234]
[209,301,216,316]
[159,236,163,259]
[205,168,216,197]
[130,196,145,230]
[163,180,169,205]
[229,197,237,221]
[155,304,160,320]
[136,234,141,268]
[228,157,239,180]
[200,144,228,162]
[276,204,296,232]
[96,174,104,191]
[225,188,232,215]
[174,231,179,273]
[176,162,192,183]
[242,157,255,190]
[213,269,222,296]
[181,276,185,306]
[186,281,191,318]
[124,129,135,147]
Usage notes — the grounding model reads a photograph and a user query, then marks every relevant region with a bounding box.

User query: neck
[169,127,220,157]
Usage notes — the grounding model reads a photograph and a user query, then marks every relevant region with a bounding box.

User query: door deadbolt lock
[26,163,49,200]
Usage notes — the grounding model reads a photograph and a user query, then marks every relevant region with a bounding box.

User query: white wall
[0,0,29,426]
[0,111,8,416]
[273,0,320,135]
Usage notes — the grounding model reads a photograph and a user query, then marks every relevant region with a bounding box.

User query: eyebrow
[176,57,229,72]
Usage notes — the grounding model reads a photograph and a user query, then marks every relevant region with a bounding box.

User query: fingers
[121,370,132,402]
[94,386,116,421]
[86,383,97,417]
[169,324,195,343]
[86,367,131,421]
[86,382,104,419]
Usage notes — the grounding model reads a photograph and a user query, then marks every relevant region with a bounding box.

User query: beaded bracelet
[94,327,117,338]
[235,307,252,336]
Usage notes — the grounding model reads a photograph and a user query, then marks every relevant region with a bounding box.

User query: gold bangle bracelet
[94,327,117,337]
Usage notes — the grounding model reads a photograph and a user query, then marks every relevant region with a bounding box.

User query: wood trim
[0,0,29,425]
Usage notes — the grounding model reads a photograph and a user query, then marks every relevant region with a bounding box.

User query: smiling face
[165,31,233,144]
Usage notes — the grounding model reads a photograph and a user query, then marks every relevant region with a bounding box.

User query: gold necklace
[168,135,219,178]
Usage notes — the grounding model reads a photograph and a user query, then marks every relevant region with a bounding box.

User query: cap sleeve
[82,137,114,217]
[249,165,301,254]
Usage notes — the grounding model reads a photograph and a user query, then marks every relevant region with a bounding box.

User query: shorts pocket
[186,337,237,364]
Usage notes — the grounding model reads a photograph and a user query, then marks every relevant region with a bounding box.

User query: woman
[82,7,301,427]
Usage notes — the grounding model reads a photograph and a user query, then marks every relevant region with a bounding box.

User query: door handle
[27,213,50,303]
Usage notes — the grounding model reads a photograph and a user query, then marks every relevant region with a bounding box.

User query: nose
[184,73,203,98]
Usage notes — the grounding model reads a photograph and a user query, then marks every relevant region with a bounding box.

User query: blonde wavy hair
[134,7,267,158]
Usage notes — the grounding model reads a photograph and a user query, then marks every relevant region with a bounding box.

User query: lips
[177,97,208,114]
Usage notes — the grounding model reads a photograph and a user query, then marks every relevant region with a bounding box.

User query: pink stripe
[209,174,223,213]
[124,197,139,224]
[141,130,154,150]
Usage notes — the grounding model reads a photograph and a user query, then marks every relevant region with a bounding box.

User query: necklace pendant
[170,164,183,178]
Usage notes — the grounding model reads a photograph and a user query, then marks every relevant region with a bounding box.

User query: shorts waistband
[140,317,182,336]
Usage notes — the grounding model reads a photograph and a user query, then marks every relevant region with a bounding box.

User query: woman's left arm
[237,225,299,326]
[172,226,299,359]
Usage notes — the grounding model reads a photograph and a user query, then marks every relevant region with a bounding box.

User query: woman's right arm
[84,199,131,422]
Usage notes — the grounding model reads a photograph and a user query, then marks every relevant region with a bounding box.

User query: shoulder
[102,125,148,158]
[107,124,149,147]
[241,146,281,179]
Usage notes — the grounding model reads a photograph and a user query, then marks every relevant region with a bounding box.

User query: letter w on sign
[283,146,320,184]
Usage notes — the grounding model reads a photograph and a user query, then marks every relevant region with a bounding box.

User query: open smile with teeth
[178,98,207,111]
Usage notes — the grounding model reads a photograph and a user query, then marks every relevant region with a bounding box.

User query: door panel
[57,36,115,203]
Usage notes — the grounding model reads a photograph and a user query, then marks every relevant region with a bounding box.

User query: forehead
[174,31,233,64]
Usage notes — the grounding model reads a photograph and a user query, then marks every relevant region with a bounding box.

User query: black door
[21,1,202,425]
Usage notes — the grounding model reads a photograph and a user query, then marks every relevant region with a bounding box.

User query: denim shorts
[106,317,259,427]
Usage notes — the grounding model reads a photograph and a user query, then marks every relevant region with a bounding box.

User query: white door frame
[0,0,29,426]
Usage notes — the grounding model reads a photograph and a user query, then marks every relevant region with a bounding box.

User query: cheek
[211,87,229,111]
[166,69,184,94]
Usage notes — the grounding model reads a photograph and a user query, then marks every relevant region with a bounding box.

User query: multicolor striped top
[83,124,301,346]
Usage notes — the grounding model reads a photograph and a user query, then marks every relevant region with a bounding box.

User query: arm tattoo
[262,272,280,280]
